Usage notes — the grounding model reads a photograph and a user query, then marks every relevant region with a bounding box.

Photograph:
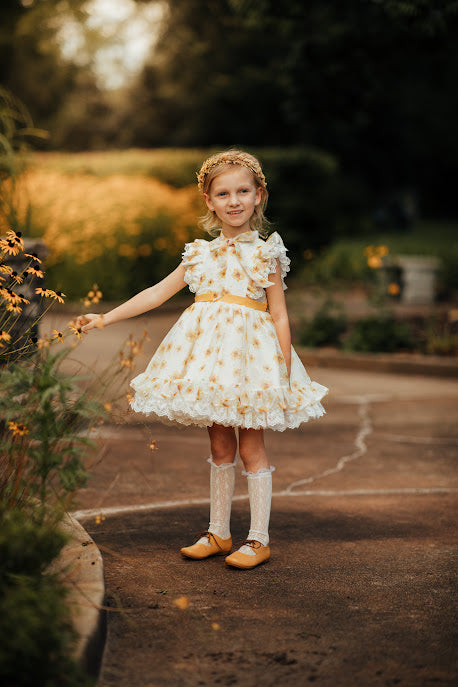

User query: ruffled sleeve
[263,232,290,290]
[181,239,208,293]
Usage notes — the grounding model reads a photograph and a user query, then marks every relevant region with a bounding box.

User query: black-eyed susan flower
[0,263,13,276]
[6,230,23,244]
[52,330,64,343]
[50,290,66,304]
[0,231,23,256]
[25,265,44,278]
[35,287,53,298]
[10,271,23,285]
[24,252,42,263]
[10,290,29,305]
[0,330,11,343]
[8,421,29,437]
[6,303,22,314]
[37,337,51,349]
[69,321,83,340]
[0,239,17,256]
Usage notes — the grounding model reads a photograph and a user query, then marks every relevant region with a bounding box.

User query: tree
[126,0,458,214]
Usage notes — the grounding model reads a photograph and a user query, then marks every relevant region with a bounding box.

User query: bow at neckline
[208,229,272,288]
[210,230,258,250]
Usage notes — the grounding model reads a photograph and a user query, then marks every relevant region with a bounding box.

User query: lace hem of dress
[130,376,327,432]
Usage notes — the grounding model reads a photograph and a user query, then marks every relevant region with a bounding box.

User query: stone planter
[397,255,441,305]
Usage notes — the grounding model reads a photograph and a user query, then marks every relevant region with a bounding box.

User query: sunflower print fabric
[130,230,328,430]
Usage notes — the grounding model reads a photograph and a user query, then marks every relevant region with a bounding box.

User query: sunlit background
[1,0,457,354]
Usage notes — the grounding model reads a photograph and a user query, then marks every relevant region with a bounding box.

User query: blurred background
[1,0,457,352]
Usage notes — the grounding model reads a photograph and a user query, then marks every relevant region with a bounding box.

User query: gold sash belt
[195,292,268,312]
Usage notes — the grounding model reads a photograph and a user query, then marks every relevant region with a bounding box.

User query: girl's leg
[225,428,273,569]
[206,424,237,538]
[181,424,236,559]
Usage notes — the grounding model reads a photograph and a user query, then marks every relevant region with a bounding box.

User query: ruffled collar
[211,230,258,249]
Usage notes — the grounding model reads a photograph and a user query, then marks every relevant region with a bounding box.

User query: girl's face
[204,167,262,236]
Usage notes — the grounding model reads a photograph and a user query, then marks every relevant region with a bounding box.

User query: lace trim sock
[198,456,236,544]
[239,467,274,554]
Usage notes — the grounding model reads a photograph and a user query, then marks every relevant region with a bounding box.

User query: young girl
[80,150,328,569]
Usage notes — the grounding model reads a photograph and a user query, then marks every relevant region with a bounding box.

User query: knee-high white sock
[204,456,236,540]
[243,467,274,548]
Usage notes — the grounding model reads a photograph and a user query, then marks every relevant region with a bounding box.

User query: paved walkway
[46,310,458,686]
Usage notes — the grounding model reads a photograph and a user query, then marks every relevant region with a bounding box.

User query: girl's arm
[266,261,291,379]
[81,263,187,332]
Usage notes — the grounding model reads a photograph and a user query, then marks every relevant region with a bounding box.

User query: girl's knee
[208,425,237,463]
[239,430,268,472]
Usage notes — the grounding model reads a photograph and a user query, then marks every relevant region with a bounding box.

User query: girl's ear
[254,186,263,207]
[203,193,214,212]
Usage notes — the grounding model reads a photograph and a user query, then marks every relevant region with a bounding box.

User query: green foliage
[298,221,458,298]
[0,508,93,687]
[0,347,106,512]
[0,506,67,583]
[423,314,458,356]
[298,301,347,348]
[343,314,415,354]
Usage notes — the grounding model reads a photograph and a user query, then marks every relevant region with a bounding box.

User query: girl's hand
[78,313,105,333]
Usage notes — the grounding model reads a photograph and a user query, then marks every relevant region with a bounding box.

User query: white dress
[130,230,328,430]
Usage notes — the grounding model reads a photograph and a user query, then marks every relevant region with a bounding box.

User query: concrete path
[46,310,458,686]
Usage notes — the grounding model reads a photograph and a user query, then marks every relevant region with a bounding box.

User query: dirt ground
[52,309,458,687]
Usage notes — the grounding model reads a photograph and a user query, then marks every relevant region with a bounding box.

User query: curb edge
[49,514,106,678]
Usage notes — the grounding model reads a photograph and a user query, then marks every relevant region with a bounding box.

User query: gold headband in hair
[197,151,267,192]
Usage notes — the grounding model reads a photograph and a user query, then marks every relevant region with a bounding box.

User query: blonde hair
[197,150,269,237]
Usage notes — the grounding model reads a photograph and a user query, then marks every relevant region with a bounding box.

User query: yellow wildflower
[49,290,66,304]
[37,337,51,349]
[52,330,64,343]
[0,330,11,342]
[0,231,24,256]
[6,303,22,314]
[25,265,44,278]
[8,421,29,437]
[0,264,13,276]
[35,287,54,298]
[69,321,83,340]
[367,255,382,269]
[24,252,42,263]
[388,282,400,296]
[1,288,29,305]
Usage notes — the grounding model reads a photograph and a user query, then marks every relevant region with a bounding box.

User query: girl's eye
[218,192,227,197]
[240,188,249,194]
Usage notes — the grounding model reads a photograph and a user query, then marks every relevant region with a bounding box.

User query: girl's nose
[229,193,239,205]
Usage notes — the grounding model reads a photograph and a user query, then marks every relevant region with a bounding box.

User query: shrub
[343,314,415,353]
[298,302,347,348]
[0,508,93,687]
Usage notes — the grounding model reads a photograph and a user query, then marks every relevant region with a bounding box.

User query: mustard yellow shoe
[180,531,232,560]
[225,540,270,569]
